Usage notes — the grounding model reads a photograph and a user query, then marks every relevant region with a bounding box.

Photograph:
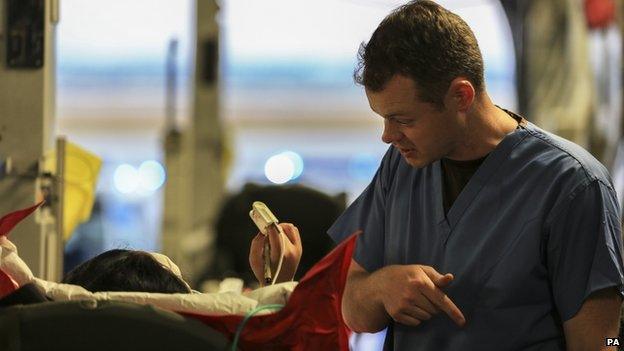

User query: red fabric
[0,201,44,237]
[584,0,616,29]
[0,201,44,298]
[183,232,358,351]
[0,270,18,299]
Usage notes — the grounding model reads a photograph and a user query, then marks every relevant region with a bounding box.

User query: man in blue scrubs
[327,1,624,349]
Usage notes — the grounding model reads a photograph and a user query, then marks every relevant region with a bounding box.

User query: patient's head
[63,249,191,294]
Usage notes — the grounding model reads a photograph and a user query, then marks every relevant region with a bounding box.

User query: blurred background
[0,0,621,315]
[54,0,518,271]
[0,0,620,348]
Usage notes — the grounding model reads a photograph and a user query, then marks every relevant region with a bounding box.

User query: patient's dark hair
[63,249,191,294]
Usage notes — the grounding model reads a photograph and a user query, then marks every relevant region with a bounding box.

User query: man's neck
[446,94,518,161]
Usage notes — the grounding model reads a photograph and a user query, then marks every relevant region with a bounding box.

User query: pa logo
[606,338,620,346]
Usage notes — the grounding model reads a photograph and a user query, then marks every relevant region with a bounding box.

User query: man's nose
[381,120,400,144]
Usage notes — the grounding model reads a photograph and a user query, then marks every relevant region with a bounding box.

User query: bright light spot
[113,164,139,194]
[138,160,166,192]
[264,153,295,184]
[281,151,304,179]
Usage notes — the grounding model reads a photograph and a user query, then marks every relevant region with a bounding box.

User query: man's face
[366,75,459,168]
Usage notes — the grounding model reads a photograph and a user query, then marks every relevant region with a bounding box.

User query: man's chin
[404,155,431,169]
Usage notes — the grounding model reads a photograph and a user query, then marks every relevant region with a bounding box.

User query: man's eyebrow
[370,107,409,119]
[384,112,410,119]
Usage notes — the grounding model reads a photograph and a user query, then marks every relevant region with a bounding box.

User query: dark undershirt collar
[440,108,524,214]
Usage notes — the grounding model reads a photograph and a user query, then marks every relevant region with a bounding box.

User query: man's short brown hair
[354,0,485,108]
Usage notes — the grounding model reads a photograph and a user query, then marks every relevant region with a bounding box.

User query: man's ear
[444,78,475,112]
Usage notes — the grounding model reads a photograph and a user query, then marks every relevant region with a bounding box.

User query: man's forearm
[563,288,622,351]
[342,263,390,333]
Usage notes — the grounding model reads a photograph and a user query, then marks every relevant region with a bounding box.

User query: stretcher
[0,203,355,350]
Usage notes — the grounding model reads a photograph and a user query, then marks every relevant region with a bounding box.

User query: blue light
[281,151,304,179]
[264,153,295,184]
[138,160,166,192]
[113,164,139,194]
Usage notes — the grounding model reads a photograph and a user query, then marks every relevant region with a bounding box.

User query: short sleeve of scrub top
[327,147,396,272]
[545,178,624,321]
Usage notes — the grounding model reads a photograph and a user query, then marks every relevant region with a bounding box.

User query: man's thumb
[435,273,454,287]
[422,266,454,287]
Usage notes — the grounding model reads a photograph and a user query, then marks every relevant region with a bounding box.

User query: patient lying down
[0,200,351,349]
[62,223,303,294]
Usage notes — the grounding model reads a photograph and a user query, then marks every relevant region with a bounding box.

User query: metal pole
[54,136,65,280]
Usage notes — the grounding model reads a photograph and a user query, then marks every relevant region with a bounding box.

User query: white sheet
[0,236,296,316]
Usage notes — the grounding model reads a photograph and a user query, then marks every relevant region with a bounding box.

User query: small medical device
[249,201,285,285]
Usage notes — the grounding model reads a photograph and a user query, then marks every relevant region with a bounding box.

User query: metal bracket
[6,0,45,68]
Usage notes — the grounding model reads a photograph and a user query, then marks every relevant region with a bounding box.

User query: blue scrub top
[328,121,624,350]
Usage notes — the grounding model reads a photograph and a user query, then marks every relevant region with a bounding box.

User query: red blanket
[0,201,44,298]
[0,202,355,350]
[183,233,357,350]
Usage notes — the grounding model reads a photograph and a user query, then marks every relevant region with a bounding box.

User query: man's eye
[395,119,412,125]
